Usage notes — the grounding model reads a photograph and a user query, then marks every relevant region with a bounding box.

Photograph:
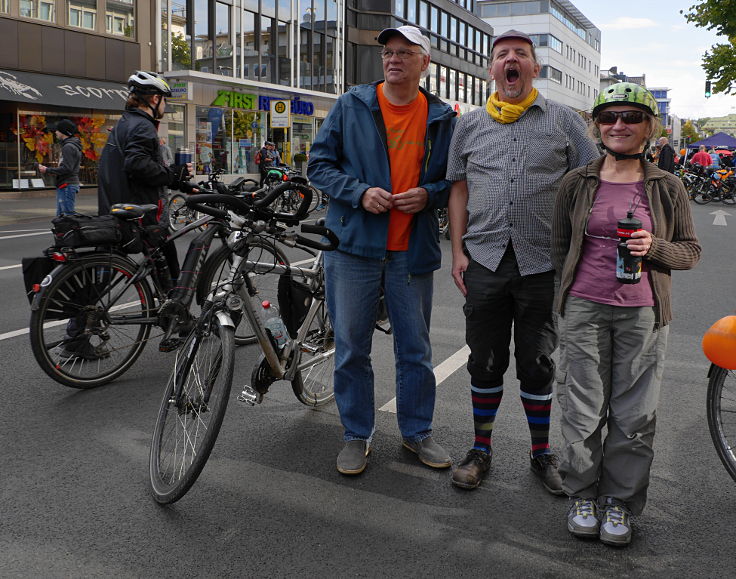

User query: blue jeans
[56,184,79,216]
[324,249,436,443]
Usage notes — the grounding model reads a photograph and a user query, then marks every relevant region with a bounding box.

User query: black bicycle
[707,364,736,482]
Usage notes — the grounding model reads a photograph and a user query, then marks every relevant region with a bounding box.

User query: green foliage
[682,1,736,94]
[172,33,191,68]
[682,120,701,143]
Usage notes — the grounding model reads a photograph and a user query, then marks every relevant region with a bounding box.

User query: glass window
[326,0,337,36]
[171,1,190,71]
[241,10,257,80]
[215,2,233,76]
[449,68,456,101]
[429,5,437,32]
[194,0,211,72]
[277,19,291,86]
[20,0,55,22]
[196,106,231,175]
[439,65,447,99]
[261,16,273,81]
[395,0,405,19]
[106,0,134,37]
[450,16,456,43]
[419,1,428,29]
[0,1,7,13]
[262,0,276,18]
[407,0,416,24]
[312,31,324,92]
[459,21,465,46]
[428,62,437,95]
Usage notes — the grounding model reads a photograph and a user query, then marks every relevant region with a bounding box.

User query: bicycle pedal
[159,337,185,352]
[237,385,263,405]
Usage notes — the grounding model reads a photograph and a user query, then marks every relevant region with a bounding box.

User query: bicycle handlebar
[296,224,340,251]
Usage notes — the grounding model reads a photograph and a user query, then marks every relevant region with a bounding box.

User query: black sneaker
[451,448,492,490]
[530,452,564,496]
[56,338,110,361]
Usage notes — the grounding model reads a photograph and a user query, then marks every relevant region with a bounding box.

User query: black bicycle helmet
[127,71,172,97]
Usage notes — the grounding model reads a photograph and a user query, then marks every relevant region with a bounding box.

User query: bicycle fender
[30,262,67,312]
[216,310,235,328]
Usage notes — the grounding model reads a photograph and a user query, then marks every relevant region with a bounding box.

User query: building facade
[0,0,148,190]
[703,114,736,138]
[476,0,601,113]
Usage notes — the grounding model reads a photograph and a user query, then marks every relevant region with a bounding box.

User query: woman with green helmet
[550,82,701,546]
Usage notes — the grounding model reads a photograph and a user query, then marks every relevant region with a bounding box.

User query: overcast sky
[573,0,735,120]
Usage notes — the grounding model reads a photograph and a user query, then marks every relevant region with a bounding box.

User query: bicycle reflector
[702,315,736,369]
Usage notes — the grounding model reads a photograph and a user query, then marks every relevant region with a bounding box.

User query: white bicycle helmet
[127,71,172,97]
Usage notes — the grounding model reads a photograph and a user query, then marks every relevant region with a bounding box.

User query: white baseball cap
[377,25,430,55]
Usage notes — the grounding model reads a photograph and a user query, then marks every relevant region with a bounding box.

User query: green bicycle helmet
[593,82,658,119]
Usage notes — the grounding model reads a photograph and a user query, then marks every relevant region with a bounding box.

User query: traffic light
[705,80,712,98]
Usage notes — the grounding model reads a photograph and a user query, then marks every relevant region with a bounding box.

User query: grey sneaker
[402,436,452,469]
[599,498,633,547]
[56,338,110,361]
[336,440,370,475]
[567,498,599,538]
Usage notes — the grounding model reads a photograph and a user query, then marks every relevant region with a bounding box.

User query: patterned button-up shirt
[446,93,599,275]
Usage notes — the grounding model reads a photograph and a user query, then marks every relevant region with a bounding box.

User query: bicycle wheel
[291,298,335,406]
[167,193,191,231]
[29,254,155,388]
[721,185,736,205]
[149,312,235,504]
[707,365,736,482]
[197,238,289,346]
[694,186,713,205]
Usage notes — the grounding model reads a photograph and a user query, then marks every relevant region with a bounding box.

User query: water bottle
[261,300,288,349]
[616,212,642,284]
[175,147,192,166]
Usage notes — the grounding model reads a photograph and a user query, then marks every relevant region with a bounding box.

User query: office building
[476,0,601,113]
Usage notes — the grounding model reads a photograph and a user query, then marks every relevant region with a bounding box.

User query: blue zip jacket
[308,82,456,275]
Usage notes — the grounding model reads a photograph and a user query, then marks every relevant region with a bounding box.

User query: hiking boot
[530,452,564,496]
[56,338,110,361]
[451,448,492,489]
[599,497,633,547]
[402,436,452,469]
[567,498,599,538]
[336,440,370,475]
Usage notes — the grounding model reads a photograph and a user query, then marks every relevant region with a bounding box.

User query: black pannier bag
[21,256,56,305]
[51,214,122,249]
[277,269,313,339]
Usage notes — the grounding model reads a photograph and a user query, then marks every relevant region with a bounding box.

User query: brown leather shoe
[451,448,492,489]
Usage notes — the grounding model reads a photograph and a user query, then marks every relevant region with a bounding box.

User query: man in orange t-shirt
[308,26,456,476]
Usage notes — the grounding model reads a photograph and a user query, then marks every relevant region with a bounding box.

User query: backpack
[255,150,262,165]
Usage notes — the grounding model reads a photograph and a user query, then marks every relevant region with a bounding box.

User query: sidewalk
[0,189,99,227]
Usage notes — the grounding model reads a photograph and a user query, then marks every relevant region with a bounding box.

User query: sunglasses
[597,110,646,125]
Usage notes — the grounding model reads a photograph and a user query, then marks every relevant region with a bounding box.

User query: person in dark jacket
[38,119,82,216]
[657,137,676,173]
[98,70,192,283]
[97,71,191,216]
[308,26,456,476]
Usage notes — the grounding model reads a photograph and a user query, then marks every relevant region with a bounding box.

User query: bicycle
[27,206,214,389]
[706,365,736,482]
[148,187,339,504]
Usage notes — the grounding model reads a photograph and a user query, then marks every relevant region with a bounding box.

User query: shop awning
[0,69,128,110]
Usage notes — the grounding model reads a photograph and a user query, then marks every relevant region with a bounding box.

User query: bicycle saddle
[110,204,159,219]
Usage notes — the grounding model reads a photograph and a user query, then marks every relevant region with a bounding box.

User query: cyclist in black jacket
[98,71,191,216]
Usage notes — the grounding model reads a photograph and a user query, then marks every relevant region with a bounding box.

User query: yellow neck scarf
[486,89,538,124]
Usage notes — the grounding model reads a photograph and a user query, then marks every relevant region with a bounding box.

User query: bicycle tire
[167,193,191,232]
[149,312,235,504]
[291,298,335,406]
[29,254,154,388]
[706,365,736,482]
[197,239,289,346]
[694,189,713,205]
[721,186,736,205]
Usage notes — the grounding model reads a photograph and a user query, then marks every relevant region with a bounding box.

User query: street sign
[270,99,290,128]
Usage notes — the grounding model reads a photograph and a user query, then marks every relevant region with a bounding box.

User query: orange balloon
[702,315,736,369]
[680,148,687,156]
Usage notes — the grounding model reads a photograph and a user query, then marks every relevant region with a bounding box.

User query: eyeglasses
[597,110,646,125]
[381,49,421,60]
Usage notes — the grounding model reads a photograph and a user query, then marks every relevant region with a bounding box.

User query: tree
[682,120,701,144]
[682,1,736,94]
[172,33,191,69]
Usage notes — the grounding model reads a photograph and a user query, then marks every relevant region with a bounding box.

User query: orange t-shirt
[376,82,428,251]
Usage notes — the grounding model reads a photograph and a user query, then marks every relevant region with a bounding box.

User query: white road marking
[0,264,22,271]
[0,231,50,240]
[711,210,731,226]
[379,345,470,413]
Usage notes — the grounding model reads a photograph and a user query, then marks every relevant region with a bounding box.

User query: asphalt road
[1,201,735,577]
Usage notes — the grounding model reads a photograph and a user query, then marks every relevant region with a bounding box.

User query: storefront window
[20,0,55,22]
[106,0,134,37]
[4,111,119,189]
[195,106,228,175]
[166,103,186,160]
[227,109,267,174]
[292,118,313,165]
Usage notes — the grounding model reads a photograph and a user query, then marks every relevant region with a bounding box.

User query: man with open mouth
[445,30,599,495]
